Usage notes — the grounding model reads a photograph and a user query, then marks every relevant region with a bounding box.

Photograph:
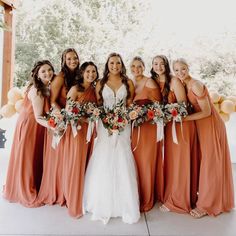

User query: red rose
[118,117,123,122]
[171,108,178,117]
[48,117,57,128]
[72,107,79,114]
[147,109,155,120]
[103,117,108,123]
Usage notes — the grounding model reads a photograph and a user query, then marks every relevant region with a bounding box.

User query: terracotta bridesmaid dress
[36,82,67,206]
[160,82,199,213]
[187,79,234,216]
[132,78,163,212]
[3,94,46,207]
[63,86,96,218]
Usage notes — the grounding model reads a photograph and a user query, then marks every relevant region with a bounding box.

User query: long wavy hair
[27,60,55,97]
[60,48,80,90]
[150,55,171,104]
[76,61,99,92]
[98,52,130,104]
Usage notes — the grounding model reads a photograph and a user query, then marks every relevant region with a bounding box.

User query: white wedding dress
[83,84,140,224]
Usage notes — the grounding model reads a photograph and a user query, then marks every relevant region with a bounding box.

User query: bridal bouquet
[100,100,129,136]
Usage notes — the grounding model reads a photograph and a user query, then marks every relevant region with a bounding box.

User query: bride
[83,53,140,224]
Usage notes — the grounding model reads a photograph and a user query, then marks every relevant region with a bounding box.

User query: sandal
[190,208,207,218]
[160,204,170,212]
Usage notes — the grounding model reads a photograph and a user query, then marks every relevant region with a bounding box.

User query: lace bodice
[102,84,127,109]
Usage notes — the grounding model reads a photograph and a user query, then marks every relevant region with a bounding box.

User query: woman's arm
[95,80,102,106]
[171,77,187,103]
[184,81,211,121]
[28,87,49,128]
[50,74,64,109]
[65,85,78,110]
[127,79,135,106]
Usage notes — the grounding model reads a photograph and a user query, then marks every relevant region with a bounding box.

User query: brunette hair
[27,60,55,97]
[76,61,99,91]
[98,52,130,103]
[150,55,171,104]
[60,48,80,90]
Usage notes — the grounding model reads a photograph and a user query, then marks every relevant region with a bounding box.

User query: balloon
[219,112,230,122]
[0,104,16,118]
[15,99,24,113]
[209,91,221,103]
[213,103,220,112]
[220,100,235,114]
[7,87,23,105]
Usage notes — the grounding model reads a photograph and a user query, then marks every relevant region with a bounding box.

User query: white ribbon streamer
[172,118,178,144]
[71,120,78,138]
[156,119,164,142]
[86,120,95,143]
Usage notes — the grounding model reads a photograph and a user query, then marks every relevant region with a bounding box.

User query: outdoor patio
[0,114,236,236]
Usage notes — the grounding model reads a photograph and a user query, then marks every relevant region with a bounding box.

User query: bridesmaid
[37,48,80,205]
[130,56,162,212]
[151,55,198,213]
[173,58,234,217]
[63,61,98,218]
[3,60,54,207]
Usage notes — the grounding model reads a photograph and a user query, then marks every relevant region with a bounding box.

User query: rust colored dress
[160,82,199,213]
[187,80,234,216]
[3,93,45,207]
[131,79,162,212]
[63,86,96,218]
[36,82,68,206]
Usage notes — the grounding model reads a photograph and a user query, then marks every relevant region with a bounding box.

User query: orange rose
[48,117,57,128]
[147,109,155,120]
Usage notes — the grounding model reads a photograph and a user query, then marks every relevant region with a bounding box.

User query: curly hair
[150,55,171,104]
[98,52,130,104]
[27,60,55,97]
[60,48,80,90]
[76,61,99,92]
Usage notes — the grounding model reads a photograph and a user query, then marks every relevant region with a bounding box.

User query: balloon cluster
[209,91,236,122]
[0,87,26,118]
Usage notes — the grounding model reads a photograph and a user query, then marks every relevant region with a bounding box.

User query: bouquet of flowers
[65,97,85,127]
[127,100,164,126]
[127,103,148,127]
[100,100,129,136]
[65,97,86,137]
[164,102,188,144]
[164,102,188,122]
[83,102,101,142]
[146,102,165,124]
[83,102,101,122]
[46,107,67,148]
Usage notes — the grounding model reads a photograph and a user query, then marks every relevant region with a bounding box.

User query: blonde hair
[172,58,189,70]
[131,56,145,68]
